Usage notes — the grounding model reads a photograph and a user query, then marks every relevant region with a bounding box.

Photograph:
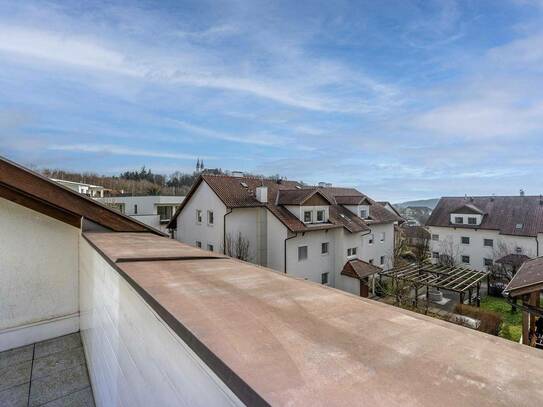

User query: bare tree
[411,228,430,266]
[439,236,461,267]
[224,232,251,261]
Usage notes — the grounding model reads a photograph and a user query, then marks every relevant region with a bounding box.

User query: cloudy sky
[1,0,542,202]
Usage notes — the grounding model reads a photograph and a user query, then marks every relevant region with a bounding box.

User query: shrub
[454,304,503,336]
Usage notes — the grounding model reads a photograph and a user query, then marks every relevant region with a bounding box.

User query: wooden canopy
[379,262,488,294]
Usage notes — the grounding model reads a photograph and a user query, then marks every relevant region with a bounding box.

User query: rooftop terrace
[83,231,543,406]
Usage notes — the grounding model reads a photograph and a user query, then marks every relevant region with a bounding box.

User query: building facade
[97,195,184,232]
[427,196,543,271]
[168,174,401,296]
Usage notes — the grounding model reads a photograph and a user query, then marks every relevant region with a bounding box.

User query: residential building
[399,205,432,226]
[96,195,184,232]
[2,156,543,406]
[378,201,405,249]
[426,196,543,271]
[50,178,107,198]
[167,174,402,297]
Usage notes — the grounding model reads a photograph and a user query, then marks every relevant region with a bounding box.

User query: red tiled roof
[426,196,543,237]
[168,174,401,233]
[276,189,333,205]
[503,257,543,295]
[341,259,382,279]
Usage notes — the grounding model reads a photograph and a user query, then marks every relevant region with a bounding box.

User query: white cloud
[48,143,208,160]
[0,23,398,114]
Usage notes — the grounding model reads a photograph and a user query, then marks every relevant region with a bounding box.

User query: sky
[1,0,543,202]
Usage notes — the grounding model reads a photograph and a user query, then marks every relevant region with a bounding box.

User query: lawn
[480,296,522,342]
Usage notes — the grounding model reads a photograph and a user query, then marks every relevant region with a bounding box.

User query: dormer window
[516,223,523,229]
[316,210,325,222]
[304,210,312,223]
[454,216,463,224]
[360,209,368,219]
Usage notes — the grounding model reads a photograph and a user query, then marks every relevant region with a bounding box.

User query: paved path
[0,332,94,407]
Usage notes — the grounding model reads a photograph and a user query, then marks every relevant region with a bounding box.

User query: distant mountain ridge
[394,198,440,210]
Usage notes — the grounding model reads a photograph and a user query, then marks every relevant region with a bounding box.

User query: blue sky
[1,0,543,202]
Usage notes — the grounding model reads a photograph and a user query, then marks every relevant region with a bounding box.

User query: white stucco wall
[266,211,288,272]
[177,182,226,253]
[362,223,395,269]
[226,208,262,264]
[0,197,79,351]
[79,237,242,407]
[428,226,539,271]
[97,196,184,216]
[285,229,337,285]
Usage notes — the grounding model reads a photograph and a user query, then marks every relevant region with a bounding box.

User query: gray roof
[426,196,543,237]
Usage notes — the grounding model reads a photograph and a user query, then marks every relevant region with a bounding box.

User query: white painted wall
[177,182,226,253]
[78,238,242,407]
[362,223,395,269]
[0,197,79,351]
[266,211,288,272]
[226,208,261,264]
[97,196,184,216]
[285,229,336,285]
[428,226,539,271]
[449,213,483,226]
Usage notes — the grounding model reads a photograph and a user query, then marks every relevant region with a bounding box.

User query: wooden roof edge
[0,155,166,236]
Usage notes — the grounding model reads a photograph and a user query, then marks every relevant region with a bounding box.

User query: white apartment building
[51,178,106,197]
[427,196,543,271]
[167,174,401,297]
[97,195,184,232]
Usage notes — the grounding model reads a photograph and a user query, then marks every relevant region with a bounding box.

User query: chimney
[520,189,525,197]
[256,186,268,203]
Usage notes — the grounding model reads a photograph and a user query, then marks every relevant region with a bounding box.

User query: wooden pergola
[379,262,489,307]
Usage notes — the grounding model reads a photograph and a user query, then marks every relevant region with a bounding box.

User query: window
[360,209,368,218]
[455,216,463,224]
[321,272,329,285]
[468,217,477,225]
[298,246,308,261]
[516,223,523,229]
[316,210,325,222]
[134,204,138,215]
[304,210,312,223]
[461,236,470,244]
[462,255,470,264]
[321,242,329,255]
[196,209,202,223]
[484,258,493,267]
[157,205,173,222]
[515,247,523,254]
[195,241,202,248]
[432,234,439,241]
[380,232,386,242]
[207,210,214,225]
[484,239,493,247]
[432,251,440,259]
[368,234,374,244]
[380,256,385,265]
[207,244,214,252]
[347,247,357,257]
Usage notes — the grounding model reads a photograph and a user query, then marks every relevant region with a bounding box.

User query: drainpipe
[537,235,540,257]
[223,208,233,255]
[284,232,297,274]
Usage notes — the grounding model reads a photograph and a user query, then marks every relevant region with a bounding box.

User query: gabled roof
[496,254,531,267]
[503,257,543,297]
[276,188,333,205]
[451,203,485,215]
[334,195,371,205]
[168,174,401,233]
[341,259,382,279]
[426,196,543,237]
[0,156,164,235]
